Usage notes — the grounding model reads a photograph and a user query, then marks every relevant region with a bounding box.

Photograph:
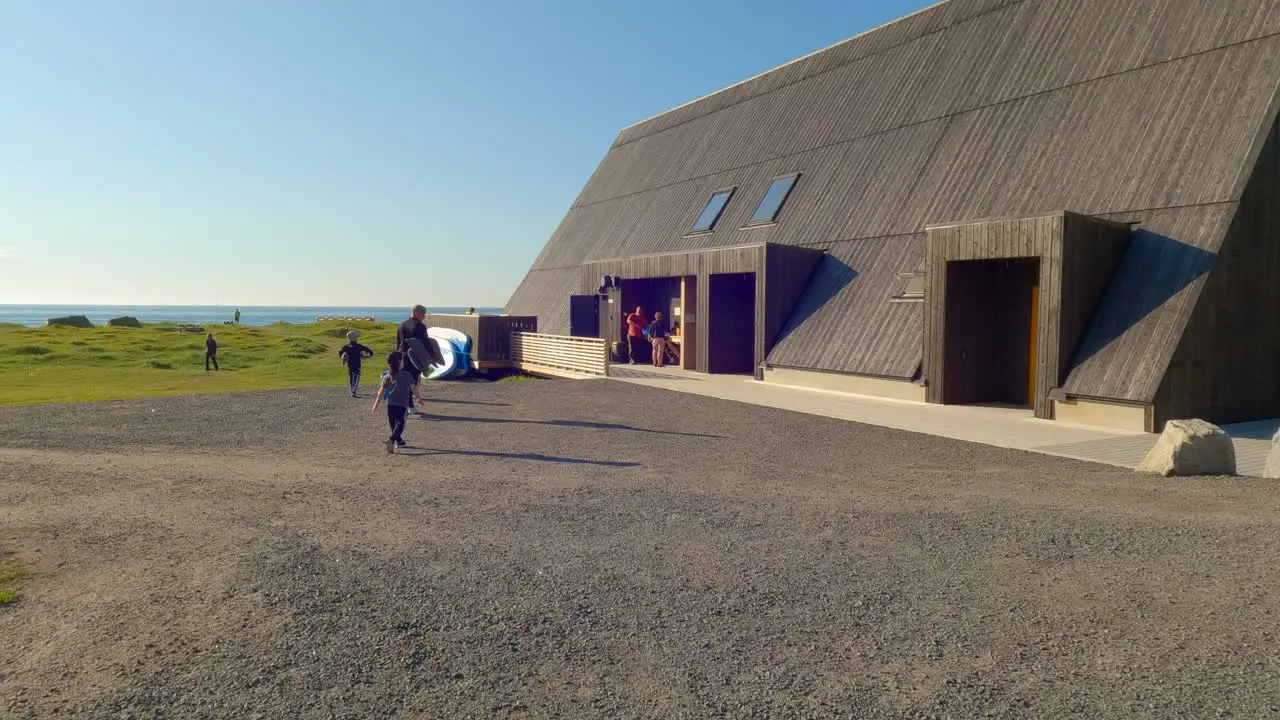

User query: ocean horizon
[0,305,504,328]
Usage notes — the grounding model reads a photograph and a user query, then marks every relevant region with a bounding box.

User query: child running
[338,330,374,397]
[371,351,425,454]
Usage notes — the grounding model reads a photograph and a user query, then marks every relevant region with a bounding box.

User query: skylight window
[747,174,800,225]
[691,189,735,232]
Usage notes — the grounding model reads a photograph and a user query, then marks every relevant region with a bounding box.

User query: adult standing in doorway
[648,311,670,368]
[625,306,648,364]
[397,304,432,414]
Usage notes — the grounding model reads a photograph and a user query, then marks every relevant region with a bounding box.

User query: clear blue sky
[0,0,930,307]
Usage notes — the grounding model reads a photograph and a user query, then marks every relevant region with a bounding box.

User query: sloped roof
[507,0,1280,401]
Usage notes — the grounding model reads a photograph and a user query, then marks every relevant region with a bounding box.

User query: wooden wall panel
[1057,213,1130,383]
[924,214,1062,418]
[1153,116,1280,428]
[766,235,926,378]
[763,244,826,360]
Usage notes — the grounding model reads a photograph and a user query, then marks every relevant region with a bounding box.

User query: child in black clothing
[371,351,424,454]
[338,330,374,397]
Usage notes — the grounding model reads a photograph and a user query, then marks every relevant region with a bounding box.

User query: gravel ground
[3,379,1280,719]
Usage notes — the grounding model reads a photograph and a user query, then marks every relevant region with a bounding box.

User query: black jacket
[397,318,428,352]
[205,337,217,355]
[340,342,374,370]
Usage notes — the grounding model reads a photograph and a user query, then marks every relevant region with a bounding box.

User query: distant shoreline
[0,305,504,328]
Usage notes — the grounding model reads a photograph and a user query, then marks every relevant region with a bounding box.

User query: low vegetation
[0,321,399,406]
[0,557,26,605]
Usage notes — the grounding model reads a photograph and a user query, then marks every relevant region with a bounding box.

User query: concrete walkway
[607,365,1276,477]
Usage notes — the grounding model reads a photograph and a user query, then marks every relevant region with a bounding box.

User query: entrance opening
[942,258,1040,406]
[707,272,757,374]
[615,277,683,366]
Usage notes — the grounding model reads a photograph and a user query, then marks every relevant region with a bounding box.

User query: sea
[0,305,504,328]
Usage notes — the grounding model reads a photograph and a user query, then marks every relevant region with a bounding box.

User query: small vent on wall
[890,271,925,303]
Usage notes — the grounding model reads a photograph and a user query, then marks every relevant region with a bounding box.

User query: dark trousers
[348,367,362,393]
[387,405,408,443]
[205,353,218,371]
[627,336,646,363]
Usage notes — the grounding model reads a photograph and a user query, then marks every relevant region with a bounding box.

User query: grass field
[0,321,400,407]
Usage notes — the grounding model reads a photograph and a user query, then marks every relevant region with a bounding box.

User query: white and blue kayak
[428,327,473,378]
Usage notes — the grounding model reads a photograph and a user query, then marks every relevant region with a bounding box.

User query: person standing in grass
[204,333,219,371]
[339,330,374,397]
[371,351,425,454]
[234,308,241,325]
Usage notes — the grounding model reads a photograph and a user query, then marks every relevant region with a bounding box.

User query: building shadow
[1069,230,1216,367]
[770,253,859,348]
[607,366,696,381]
[422,398,511,407]
[395,446,641,467]
[411,412,725,439]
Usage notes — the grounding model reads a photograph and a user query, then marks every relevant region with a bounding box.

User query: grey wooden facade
[922,212,1129,419]
[581,243,825,376]
[506,0,1280,429]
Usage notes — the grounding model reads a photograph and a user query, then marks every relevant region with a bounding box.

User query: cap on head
[346,330,359,342]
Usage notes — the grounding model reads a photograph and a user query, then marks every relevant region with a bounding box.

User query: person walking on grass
[372,351,425,454]
[625,306,648,364]
[648,311,670,368]
[339,330,374,397]
[205,333,219,371]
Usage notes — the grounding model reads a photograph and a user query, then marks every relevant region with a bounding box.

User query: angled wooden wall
[1154,115,1280,429]
[924,213,1127,419]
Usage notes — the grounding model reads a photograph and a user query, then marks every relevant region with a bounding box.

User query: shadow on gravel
[421,398,510,407]
[396,447,641,467]
[414,413,725,439]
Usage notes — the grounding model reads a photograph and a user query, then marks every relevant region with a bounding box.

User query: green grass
[0,559,26,605]
[0,321,399,407]
[497,370,541,382]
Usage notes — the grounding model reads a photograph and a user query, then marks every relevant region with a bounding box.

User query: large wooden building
[505,0,1280,433]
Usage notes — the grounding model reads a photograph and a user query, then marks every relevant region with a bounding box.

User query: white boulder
[1263,429,1280,479]
[1137,419,1236,477]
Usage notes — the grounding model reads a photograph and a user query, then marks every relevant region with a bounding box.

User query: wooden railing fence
[510,332,609,378]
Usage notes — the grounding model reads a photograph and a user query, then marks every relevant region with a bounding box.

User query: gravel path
[3,379,1280,719]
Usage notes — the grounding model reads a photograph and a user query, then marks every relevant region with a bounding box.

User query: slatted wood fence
[510,332,609,378]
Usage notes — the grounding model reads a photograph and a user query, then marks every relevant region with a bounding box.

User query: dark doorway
[569,295,600,338]
[708,272,757,374]
[942,258,1040,406]
[615,278,681,362]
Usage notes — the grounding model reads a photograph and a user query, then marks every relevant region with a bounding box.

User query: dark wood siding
[575,243,821,374]
[428,314,537,363]
[766,236,926,378]
[762,243,825,356]
[1057,213,1130,384]
[925,215,1064,418]
[1153,116,1280,428]
[507,0,1280,401]
[923,213,1126,416]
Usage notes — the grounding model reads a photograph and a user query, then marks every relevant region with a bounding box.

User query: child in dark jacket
[338,330,374,397]
[371,352,424,454]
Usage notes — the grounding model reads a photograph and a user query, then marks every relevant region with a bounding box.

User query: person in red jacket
[625,306,648,364]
